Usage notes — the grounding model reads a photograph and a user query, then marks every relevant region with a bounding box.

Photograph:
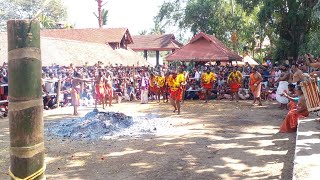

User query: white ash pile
[46,111,134,140]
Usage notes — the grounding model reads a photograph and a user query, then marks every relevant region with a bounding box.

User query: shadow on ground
[0,100,295,180]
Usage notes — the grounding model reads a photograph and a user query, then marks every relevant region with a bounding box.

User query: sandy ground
[0,100,295,180]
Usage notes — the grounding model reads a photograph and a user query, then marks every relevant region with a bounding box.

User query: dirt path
[0,100,295,180]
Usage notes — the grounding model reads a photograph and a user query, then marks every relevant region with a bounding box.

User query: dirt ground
[0,100,296,180]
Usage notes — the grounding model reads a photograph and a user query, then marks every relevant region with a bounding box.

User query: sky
[64,0,165,35]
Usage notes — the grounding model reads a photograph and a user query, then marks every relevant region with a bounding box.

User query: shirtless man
[94,71,106,109]
[104,71,113,108]
[291,64,305,84]
[275,65,291,109]
[71,72,87,115]
[305,54,320,78]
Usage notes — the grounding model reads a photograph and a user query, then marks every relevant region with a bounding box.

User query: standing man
[201,68,216,103]
[249,67,263,106]
[168,70,185,115]
[104,71,113,107]
[71,72,90,115]
[227,67,243,101]
[156,73,166,102]
[140,71,149,104]
[291,64,305,84]
[149,73,157,101]
[275,65,291,109]
[94,71,106,109]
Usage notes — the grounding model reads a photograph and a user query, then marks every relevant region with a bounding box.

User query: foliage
[93,8,108,26]
[138,30,148,35]
[155,0,320,62]
[237,0,320,60]
[154,0,267,60]
[0,0,67,30]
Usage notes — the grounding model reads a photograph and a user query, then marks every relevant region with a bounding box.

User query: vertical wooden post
[56,79,61,108]
[156,50,160,66]
[7,20,45,179]
[144,50,148,60]
[133,66,136,89]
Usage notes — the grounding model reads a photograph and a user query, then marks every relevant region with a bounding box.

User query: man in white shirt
[44,73,56,94]
[274,67,282,82]
[194,69,201,81]
[140,72,149,104]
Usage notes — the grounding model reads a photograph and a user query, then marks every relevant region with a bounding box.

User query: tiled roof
[166,32,242,62]
[0,33,149,66]
[128,34,183,51]
[41,28,133,44]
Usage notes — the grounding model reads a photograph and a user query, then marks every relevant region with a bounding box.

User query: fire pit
[46,111,134,140]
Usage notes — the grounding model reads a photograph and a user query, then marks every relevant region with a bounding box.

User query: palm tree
[94,0,107,27]
[93,8,108,26]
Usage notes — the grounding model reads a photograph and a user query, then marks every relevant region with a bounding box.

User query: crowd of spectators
[0,55,317,115]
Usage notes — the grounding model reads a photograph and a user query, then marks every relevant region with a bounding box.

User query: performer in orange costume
[149,73,157,101]
[227,67,243,101]
[95,71,106,109]
[279,85,309,133]
[155,74,166,102]
[249,67,263,106]
[168,70,185,115]
[201,68,216,103]
[104,71,113,108]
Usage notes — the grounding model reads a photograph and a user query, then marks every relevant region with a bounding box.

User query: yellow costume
[201,72,216,84]
[201,72,216,90]
[176,73,186,85]
[228,71,242,93]
[156,76,165,88]
[227,71,243,84]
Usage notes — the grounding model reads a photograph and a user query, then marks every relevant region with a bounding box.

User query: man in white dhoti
[275,64,291,109]
[140,72,149,104]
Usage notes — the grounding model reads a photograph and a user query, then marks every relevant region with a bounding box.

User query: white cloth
[141,89,148,104]
[141,77,147,87]
[194,71,201,80]
[238,88,250,100]
[45,82,55,94]
[276,81,289,104]
[275,70,282,81]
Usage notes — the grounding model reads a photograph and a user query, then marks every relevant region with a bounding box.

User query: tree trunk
[98,0,102,28]
[289,37,300,62]
[7,20,44,179]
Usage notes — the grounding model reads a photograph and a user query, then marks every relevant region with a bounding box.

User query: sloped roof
[115,48,150,66]
[128,34,183,51]
[41,28,133,44]
[0,33,148,67]
[166,32,241,62]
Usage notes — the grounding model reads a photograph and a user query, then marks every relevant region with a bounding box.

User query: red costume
[95,83,105,100]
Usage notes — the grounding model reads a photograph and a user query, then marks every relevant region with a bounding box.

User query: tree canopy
[155,0,320,62]
[0,0,67,29]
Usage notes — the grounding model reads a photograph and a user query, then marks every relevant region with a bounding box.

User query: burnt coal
[46,111,134,140]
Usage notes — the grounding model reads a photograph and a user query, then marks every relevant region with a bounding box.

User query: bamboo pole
[7,20,45,179]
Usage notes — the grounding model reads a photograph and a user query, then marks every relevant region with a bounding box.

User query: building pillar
[144,50,148,60]
[156,50,160,66]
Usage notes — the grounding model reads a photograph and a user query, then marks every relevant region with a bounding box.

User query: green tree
[39,14,54,28]
[94,0,108,27]
[155,0,263,55]
[138,30,148,35]
[94,8,108,26]
[150,19,167,35]
[237,0,320,61]
[0,0,67,30]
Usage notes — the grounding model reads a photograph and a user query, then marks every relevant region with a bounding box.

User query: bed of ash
[45,111,177,140]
